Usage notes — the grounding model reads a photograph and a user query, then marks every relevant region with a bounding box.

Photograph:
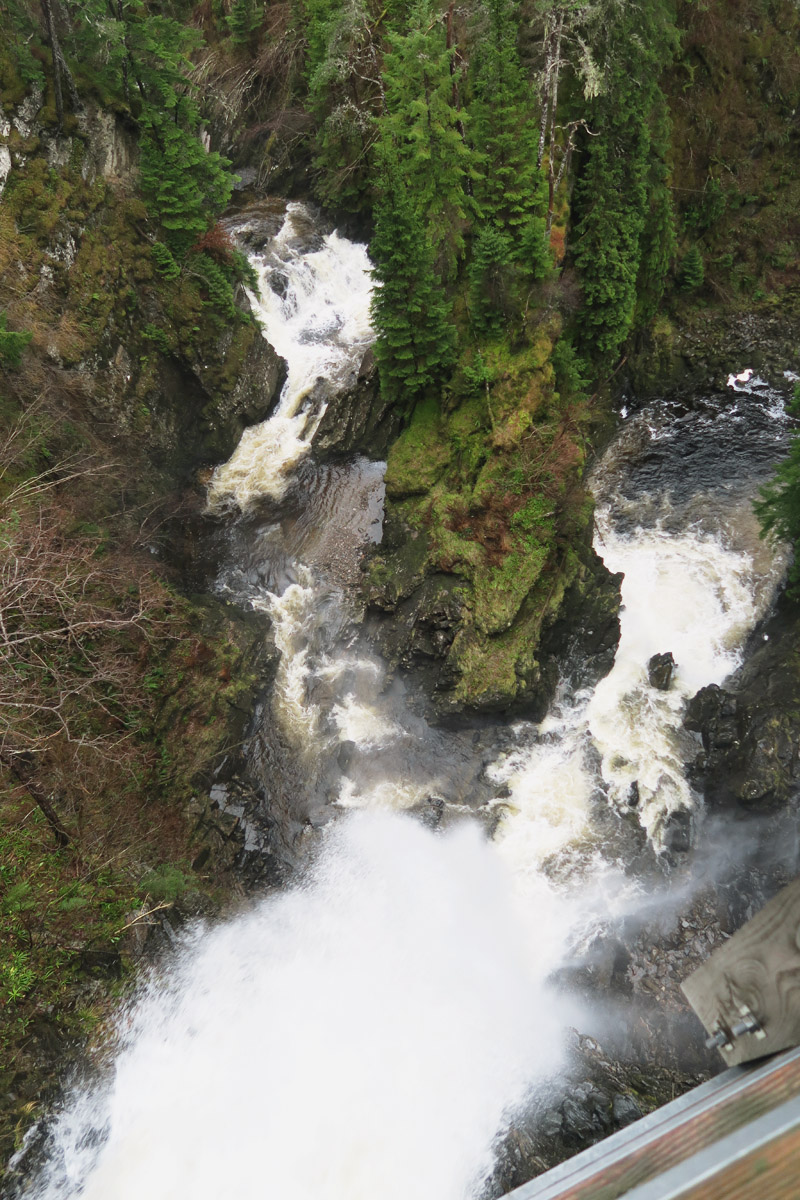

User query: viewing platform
[505,1043,800,1200]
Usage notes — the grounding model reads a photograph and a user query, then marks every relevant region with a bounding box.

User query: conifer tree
[635,94,676,324]
[469,0,548,271]
[680,245,705,292]
[307,0,380,211]
[0,313,32,369]
[379,1,474,280]
[227,0,264,46]
[68,0,234,258]
[572,0,678,362]
[370,150,456,403]
[468,224,513,332]
[139,107,233,257]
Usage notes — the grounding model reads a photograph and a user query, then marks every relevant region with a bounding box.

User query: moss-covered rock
[365,321,621,716]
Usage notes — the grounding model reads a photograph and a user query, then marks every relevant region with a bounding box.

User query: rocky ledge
[685,589,800,813]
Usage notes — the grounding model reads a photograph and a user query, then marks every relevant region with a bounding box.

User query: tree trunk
[1,753,71,848]
[41,0,65,129]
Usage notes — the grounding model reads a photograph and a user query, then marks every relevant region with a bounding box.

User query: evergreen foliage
[192,253,240,323]
[0,313,32,369]
[680,245,705,291]
[756,385,800,594]
[573,82,650,361]
[64,0,236,264]
[139,110,233,258]
[303,0,345,82]
[468,224,513,333]
[227,0,264,46]
[379,2,474,280]
[306,0,379,211]
[370,151,456,404]
[635,95,676,324]
[468,0,548,265]
[572,0,679,362]
[151,241,181,279]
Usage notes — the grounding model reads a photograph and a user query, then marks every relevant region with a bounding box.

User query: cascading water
[17,206,794,1199]
[208,201,375,509]
[490,378,790,899]
[26,816,581,1200]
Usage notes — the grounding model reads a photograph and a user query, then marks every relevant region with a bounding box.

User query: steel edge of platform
[502,1044,800,1200]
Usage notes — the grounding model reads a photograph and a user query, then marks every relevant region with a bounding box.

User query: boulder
[648,651,676,690]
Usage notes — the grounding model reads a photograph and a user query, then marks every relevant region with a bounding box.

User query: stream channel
[19,203,798,1200]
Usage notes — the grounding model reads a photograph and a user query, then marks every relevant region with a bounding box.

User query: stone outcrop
[365,515,622,721]
[312,348,403,460]
[685,593,800,812]
[648,651,676,691]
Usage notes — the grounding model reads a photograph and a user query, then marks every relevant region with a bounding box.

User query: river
[19,203,793,1200]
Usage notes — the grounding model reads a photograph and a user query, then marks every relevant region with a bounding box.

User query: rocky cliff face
[686,592,800,813]
[352,320,623,719]
[0,96,290,1176]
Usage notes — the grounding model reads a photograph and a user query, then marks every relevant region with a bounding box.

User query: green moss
[474,544,550,635]
[447,619,540,710]
[385,396,451,497]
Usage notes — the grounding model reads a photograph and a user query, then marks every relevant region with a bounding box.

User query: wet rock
[648,651,675,691]
[313,348,402,460]
[485,1027,707,1198]
[684,594,800,812]
[627,780,640,807]
[223,197,288,252]
[408,796,446,830]
[539,1109,564,1138]
[685,683,739,751]
[337,740,356,772]
[662,809,692,854]
[536,545,623,697]
[269,270,289,298]
[627,307,800,397]
[366,531,622,721]
[612,1093,644,1126]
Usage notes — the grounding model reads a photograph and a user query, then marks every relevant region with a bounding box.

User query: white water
[28,816,580,1200]
[20,208,794,1198]
[586,519,777,842]
[491,386,789,856]
[208,203,374,508]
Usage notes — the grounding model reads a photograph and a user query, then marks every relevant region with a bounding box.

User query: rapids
[17,205,794,1200]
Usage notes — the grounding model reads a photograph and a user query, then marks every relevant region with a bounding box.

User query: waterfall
[25,816,581,1200]
[18,206,792,1199]
[208,202,375,509]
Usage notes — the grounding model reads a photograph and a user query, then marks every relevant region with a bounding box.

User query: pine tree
[227,0,264,46]
[307,0,379,212]
[139,107,233,257]
[680,245,705,292]
[468,224,513,332]
[468,0,548,269]
[379,1,475,280]
[572,0,679,362]
[635,94,676,324]
[370,150,456,404]
[0,313,32,369]
[303,0,344,81]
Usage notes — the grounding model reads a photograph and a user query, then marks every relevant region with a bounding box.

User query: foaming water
[208,203,374,508]
[491,378,790,852]
[25,814,580,1200]
[586,521,776,841]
